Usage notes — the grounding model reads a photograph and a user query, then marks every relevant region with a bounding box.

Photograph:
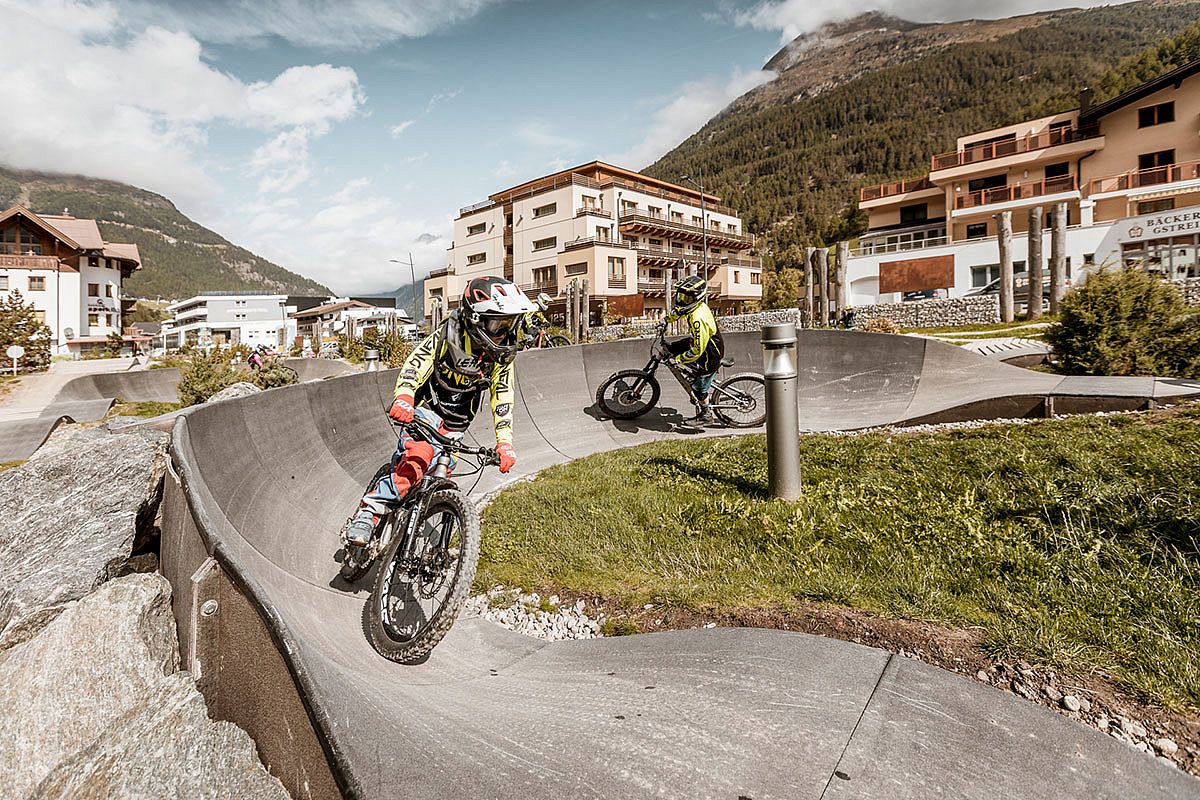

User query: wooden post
[803,247,815,328]
[565,281,576,338]
[1026,205,1044,321]
[836,241,850,321]
[664,271,674,319]
[816,247,830,327]
[580,278,590,341]
[1050,202,1068,314]
[996,211,1014,323]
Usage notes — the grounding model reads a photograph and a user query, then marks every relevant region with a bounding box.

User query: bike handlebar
[396,418,501,464]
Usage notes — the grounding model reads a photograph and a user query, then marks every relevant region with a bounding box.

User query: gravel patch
[464,587,603,642]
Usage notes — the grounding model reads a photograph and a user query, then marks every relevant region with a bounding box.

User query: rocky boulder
[30,672,289,800]
[0,426,168,649]
[207,381,262,403]
[0,574,178,797]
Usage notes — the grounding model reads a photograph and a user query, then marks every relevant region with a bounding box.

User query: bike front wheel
[711,373,767,428]
[596,369,660,419]
[366,488,480,663]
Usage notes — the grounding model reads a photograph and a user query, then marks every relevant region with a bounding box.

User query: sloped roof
[289,299,373,319]
[102,242,141,265]
[38,214,105,250]
[0,205,82,249]
[1081,57,1200,124]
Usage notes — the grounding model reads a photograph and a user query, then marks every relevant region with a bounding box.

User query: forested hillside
[0,166,330,299]
[645,1,1200,254]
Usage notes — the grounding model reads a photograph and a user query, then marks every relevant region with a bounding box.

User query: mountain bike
[338,417,500,663]
[523,322,572,349]
[595,327,766,427]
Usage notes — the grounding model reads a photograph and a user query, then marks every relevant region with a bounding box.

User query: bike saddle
[720,357,735,367]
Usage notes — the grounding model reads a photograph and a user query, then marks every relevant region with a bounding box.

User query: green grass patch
[106,401,182,419]
[480,408,1200,711]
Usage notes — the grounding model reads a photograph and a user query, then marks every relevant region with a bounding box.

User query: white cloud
[390,119,416,137]
[243,178,452,294]
[733,0,1116,43]
[515,121,577,152]
[493,160,519,180]
[613,68,775,169]
[425,88,463,113]
[120,0,505,50]
[0,0,364,207]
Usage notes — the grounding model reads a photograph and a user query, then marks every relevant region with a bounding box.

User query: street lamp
[389,253,418,323]
[680,168,708,278]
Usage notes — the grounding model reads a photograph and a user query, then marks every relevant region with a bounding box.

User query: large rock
[30,672,290,800]
[0,574,178,798]
[208,381,262,403]
[0,426,168,649]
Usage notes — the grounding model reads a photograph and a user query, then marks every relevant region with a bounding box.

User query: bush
[861,317,900,334]
[0,289,51,373]
[251,361,299,390]
[1045,267,1196,377]
[178,349,239,406]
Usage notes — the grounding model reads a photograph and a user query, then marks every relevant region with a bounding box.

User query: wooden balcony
[1088,160,1200,195]
[618,212,753,249]
[955,175,1078,211]
[520,281,558,296]
[933,125,1100,171]
[562,237,633,252]
[0,254,60,270]
[860,176,935,203]
[576,206,612,218]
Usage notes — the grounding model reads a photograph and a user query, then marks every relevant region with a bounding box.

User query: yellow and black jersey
[665,301,724,373]
[394,316,516,443]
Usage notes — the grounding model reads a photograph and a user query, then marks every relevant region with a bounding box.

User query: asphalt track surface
[170,331,1200,800]
[0,358,350,461]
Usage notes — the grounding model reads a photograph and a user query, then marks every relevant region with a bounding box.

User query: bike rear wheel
[711,373,767,428]
[366,488,480,663]
[546,334,572,348]
[596,369,660,419]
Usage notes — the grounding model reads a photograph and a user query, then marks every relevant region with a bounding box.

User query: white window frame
[532,237,557,252]
[467,252,487,265]
[533,203,557,219]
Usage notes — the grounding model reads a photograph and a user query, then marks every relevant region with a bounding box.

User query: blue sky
[0,0,1116,295]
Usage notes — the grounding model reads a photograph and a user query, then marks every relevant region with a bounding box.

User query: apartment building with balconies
[0,204,141,356]
[424,162,762,323]
[847,58,1200,304]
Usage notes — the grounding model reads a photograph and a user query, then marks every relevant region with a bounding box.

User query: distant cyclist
[345,276,534,546]
[663,274,724,424]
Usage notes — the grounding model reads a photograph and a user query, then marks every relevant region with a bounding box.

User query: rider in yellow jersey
[663,274,724,425]
[346,276,534,546]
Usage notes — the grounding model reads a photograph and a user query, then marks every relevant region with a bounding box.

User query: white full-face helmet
[460,276,536,358]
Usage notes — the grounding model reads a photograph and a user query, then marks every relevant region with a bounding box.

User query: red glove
[388,394,415,423]
[496,442,516,474]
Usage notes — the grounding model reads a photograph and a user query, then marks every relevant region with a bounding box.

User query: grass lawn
[480,406,1200,712]
[106,401,182,419]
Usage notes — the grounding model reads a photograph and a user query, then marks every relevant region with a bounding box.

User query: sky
[0,0,1119,295]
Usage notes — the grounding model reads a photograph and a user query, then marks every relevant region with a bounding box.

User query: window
[971,264,1001,288]
[711,220,721,231]
[649,238,662,247]
[647,205,662,217]
[0,227,14,254]
[1139,149,1175,170]
[620,200,637,214]
[729,225,738,235]
[692,216,702,226]
[88,283,100,296]
[564,262,587,276]
[533,203,556,218]
[1044,162,1070,179]
[88,256,100,267]
[900,203,928,225]
[1138,102,1174,128]
[467,252,486,265]
[733,270,741,284]
[670,211,683,222]
[691,244,703,253]
[0,275,7,290]
[107,313,116,327]
[467,222,486,236]
[671,242,683,251]
[1138,199,1175,215]
[88,313,99,326]
[607,257,626,278]
[28,276,45,291]
[532,266,555,288]
[750,271,761,285]
[596,226,610,242]
[532,237,556,251]
[966,223,989,240]
[968,174,1007,192]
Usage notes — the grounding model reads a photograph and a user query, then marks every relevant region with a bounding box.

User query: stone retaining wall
[850,295,1001,328]
[589,308,803,342]
[1180,278,1200,305]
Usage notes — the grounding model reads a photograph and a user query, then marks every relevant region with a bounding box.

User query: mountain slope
[0,166,330,299]
[645,1,1200,252]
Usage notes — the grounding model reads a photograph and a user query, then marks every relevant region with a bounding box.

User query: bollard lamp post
[364,348,380,373]
[761,322,801,500]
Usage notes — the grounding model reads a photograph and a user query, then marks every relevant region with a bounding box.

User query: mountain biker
[521,292,552,347]
[345,276,535,546]
[663,274,724,424]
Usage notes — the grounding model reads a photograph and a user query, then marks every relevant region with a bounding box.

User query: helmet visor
[480,314,519,338]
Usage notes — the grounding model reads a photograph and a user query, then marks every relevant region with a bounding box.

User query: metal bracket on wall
[189,556,221,692]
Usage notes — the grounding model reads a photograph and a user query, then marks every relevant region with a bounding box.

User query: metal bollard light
[364,348,380,372]
[761,322,802,500]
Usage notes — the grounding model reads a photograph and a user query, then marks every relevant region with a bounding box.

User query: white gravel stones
[1155,738,1179,756]
[1061,694,1081,712]
[465,587,602,642]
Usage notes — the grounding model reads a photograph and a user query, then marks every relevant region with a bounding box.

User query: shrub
[1045,266,1196,377]
[0,289,51,373]
[251,361,300,390]
[861,317,900,334]
[178,349,239,406]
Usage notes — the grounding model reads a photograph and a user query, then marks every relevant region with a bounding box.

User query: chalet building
[424,161,762,323]
[0,205,141,356]
[848,58,1200,303]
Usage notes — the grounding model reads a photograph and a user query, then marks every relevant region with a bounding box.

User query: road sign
[6,345,24,360]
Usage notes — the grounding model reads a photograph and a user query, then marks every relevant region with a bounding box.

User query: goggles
[480,314,519,338]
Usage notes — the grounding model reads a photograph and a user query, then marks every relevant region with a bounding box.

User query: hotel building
[847,58,1200,304]
[424,162,762,322]
[0,204,141,356]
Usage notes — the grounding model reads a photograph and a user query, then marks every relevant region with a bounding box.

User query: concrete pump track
[159,330,1200,800]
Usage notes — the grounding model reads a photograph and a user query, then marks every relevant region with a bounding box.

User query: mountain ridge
[0,165,330,300]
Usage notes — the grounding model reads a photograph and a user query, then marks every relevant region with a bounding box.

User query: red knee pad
[393,439,436,497]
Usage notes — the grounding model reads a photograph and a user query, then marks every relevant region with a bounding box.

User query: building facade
[848,59,1200,304]
[0,205,141,356]
[163,293,293,349]
[290,298,411,344]
[424,162,762,323]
